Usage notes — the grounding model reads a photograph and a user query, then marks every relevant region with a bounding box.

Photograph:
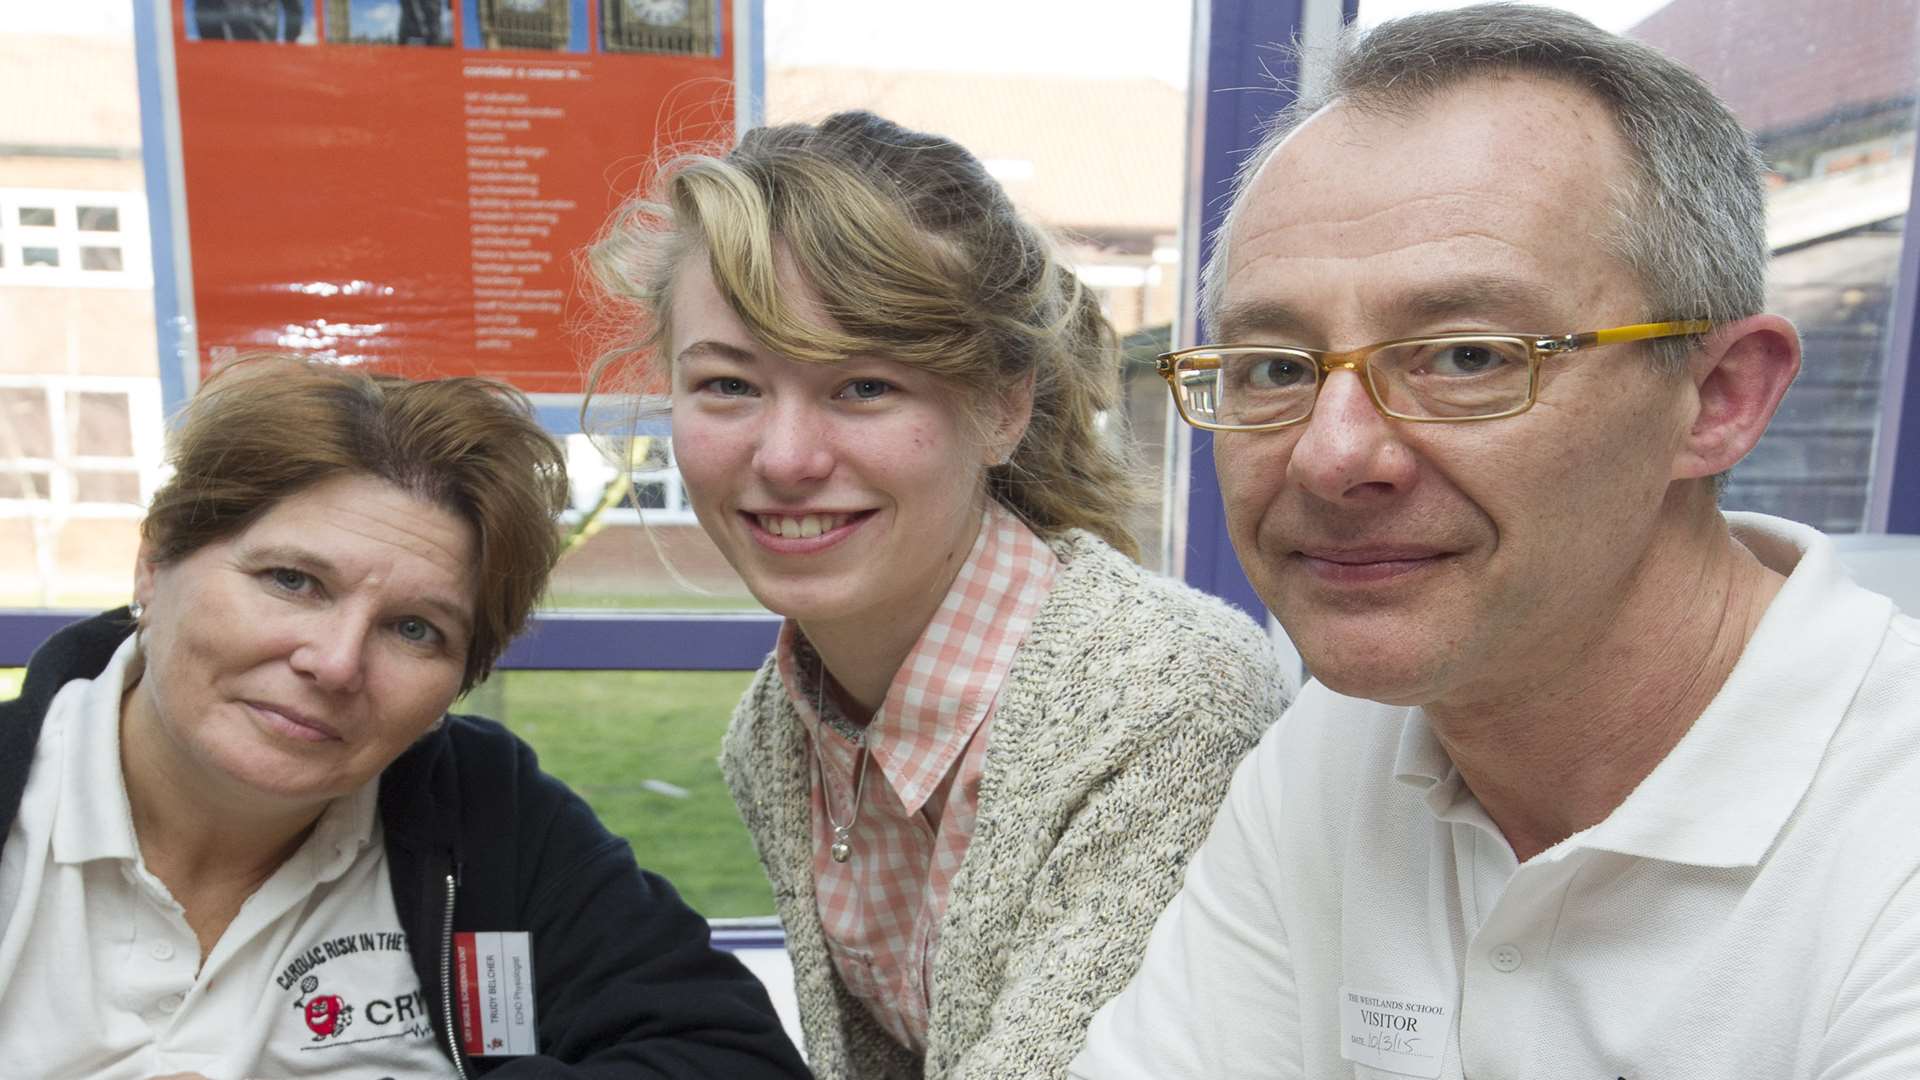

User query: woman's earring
[128,600,144,620]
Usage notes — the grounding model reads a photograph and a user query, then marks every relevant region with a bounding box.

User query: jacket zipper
[440,871,471,1080]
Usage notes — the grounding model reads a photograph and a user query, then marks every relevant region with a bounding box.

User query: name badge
[1338,984,1452,1078]
[454,931,538,1056]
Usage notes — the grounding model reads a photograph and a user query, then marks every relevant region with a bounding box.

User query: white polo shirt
[1073,513,1920,1080]
[0,635,450,1079]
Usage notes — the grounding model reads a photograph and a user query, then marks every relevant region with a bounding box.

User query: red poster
[152,0,744,396]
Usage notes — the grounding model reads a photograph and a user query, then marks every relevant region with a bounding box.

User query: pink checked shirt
[775,501,1059,1052]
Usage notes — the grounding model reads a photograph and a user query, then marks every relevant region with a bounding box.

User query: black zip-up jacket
[0,610,811,1079]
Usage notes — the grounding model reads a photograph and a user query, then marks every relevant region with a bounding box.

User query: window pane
[69,392,135,456]
[0,472,52,499]
[17,206,55,227]
[77,205,121,232]
[73,470,142,504]
[22,247,59,267]
[622,480,669,510]
[79,245,124,272]
[0,389,54,458]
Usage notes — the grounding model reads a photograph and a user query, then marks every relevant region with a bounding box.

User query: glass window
[79,245,123,272]
[478,668,770,916]
[1,191,150,286]
[69,391,135,457]
[2,377,157,606]
[76,205,120,232]
[0,472,52,500]
[72,470,142,504]
[1,389,54,458]
[5,0,1200,926]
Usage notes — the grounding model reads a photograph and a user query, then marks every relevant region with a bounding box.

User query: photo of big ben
[602,0,718,56]
[475,0,571,50]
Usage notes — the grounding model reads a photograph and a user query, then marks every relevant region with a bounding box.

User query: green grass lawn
[483,669,774,918]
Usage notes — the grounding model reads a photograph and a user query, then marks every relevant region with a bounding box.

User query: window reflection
[1630,0,1917,532]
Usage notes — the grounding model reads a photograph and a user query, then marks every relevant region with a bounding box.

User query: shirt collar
[51,633,143,865]
[1564,513,1895,867]
[1393,513,1896,868]
[778,502,1059,814]
[1392,709,1508,837]
[52,634,379,879]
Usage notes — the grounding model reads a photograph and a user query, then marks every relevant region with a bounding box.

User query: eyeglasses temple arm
[1541,320,1716,353]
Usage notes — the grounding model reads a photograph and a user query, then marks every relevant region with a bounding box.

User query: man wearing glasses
[1073,5,1919,1079]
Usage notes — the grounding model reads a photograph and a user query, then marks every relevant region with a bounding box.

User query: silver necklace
[812,668,871,863]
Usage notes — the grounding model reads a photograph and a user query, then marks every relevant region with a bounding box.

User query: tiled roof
[1629,0,1918,138]
[766,67,1184,238]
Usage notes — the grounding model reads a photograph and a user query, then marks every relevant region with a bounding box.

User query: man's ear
[1672,314,1800,481]
[985,371,1037,466]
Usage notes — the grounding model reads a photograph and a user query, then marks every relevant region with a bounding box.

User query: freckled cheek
[669,421,732,462]
[668,430,739,497]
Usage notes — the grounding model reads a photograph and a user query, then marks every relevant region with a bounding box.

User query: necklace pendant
[830,837,852,863]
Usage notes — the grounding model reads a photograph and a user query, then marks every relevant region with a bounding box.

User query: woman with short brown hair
[0,356,807,1079]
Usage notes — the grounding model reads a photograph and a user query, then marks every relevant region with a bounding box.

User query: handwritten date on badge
[1353,1030,1423,1055]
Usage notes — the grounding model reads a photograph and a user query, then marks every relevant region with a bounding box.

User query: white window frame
[0,375,166,519]
[561,431,701,526]
[0,188,154,289]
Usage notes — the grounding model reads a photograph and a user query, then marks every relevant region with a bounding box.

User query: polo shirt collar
[1392,712,1508,837]
[51,634,142,865]
[1566,513,1894,867]
[1395,514,1896,869]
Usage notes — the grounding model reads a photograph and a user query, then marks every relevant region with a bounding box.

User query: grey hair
[1201,3,1768,373]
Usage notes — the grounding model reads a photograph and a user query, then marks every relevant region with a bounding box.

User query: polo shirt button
[151,941,175,961]
[157,992,184,1014]
[1490,944,1523,973]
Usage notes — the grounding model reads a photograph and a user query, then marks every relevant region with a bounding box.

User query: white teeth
[757,513,849,539]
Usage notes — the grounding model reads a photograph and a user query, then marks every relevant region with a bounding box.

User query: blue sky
[353,0,402,41]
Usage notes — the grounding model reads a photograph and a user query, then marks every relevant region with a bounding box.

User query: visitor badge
[454,931,537,1056]
[1338,985,1452,1078]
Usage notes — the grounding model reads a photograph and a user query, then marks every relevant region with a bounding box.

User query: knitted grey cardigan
[721,530,1290,1079]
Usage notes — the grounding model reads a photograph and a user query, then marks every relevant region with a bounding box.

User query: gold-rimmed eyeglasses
[1157,320,1713,432]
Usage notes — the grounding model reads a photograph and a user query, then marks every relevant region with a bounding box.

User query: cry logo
[301,989,354,1041]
